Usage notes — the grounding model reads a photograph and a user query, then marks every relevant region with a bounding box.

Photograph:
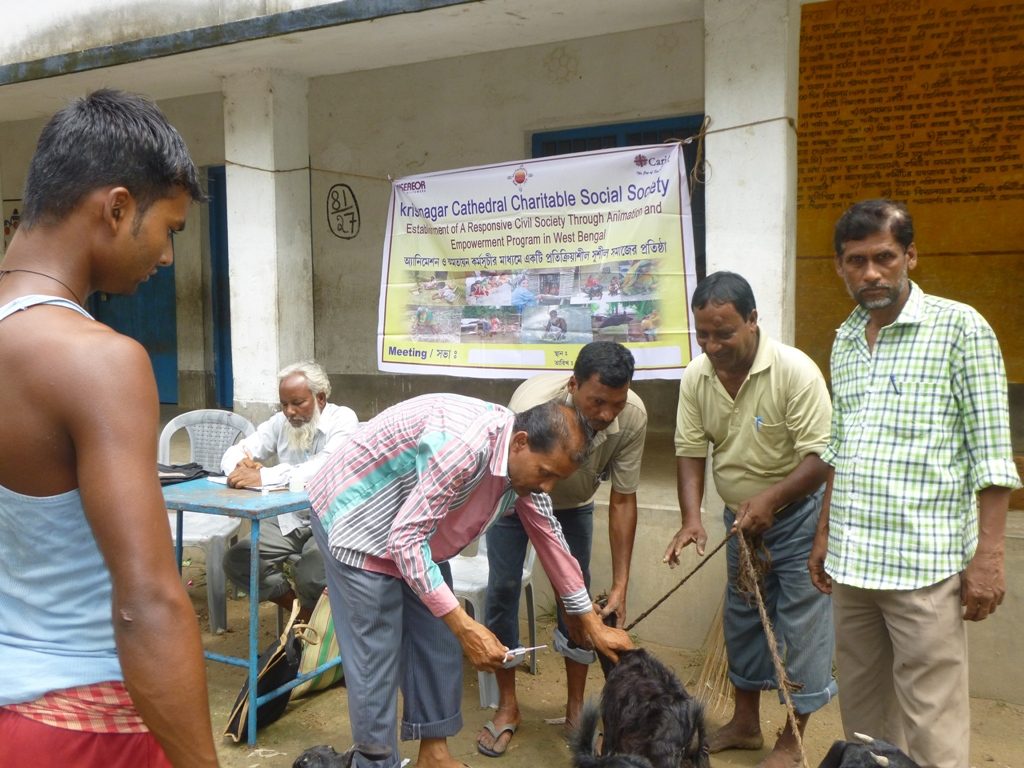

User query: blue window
[532,115,707,278]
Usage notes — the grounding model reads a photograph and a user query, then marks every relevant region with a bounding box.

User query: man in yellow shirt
[664,272,834,768]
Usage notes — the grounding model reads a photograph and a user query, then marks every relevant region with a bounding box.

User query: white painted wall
[161,91,226,168]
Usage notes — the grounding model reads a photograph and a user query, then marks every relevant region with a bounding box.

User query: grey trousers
[222,516,325,609]
[312,516,462,768]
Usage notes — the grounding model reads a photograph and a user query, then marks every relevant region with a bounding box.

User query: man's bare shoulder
[0,304,156,494]
[3,304,151,390]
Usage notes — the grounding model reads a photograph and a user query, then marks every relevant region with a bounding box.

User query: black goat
[818,733,921,768]
[571,648,709,768]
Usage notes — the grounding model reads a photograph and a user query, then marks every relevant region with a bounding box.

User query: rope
[228,114,794,187]
[736,532,810,768]
[687,116,710,196]
[663,113,797,197]
[624,533,732,632]
[225,158,390,182]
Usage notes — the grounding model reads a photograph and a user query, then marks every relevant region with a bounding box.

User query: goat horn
[854,732,874,744]
[871,754,890,767]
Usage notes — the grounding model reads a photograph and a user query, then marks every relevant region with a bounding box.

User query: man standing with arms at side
[809,199,1020,768]
[478,341,646,756]
[0,90,218,767]
[221,360,358,622]
[664,272,835,768]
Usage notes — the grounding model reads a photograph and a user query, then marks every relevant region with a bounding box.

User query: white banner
[378,144,699,379]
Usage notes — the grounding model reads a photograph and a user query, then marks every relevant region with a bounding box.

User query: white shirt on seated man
[221,360,358,620]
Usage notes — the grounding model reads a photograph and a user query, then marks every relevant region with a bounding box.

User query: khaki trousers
[832,575,969,768]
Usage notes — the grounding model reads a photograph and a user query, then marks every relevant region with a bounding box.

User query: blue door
[90,265,178,403]
[208,166,234,408]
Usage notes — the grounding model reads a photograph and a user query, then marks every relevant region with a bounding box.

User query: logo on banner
[395,180,427,192]
[509,165,532,189]
[633,153,669,176]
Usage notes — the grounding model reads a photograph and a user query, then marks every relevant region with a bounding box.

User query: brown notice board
[796,0,1024,382]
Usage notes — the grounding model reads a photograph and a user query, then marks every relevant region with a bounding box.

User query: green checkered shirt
[821,282,1020,590]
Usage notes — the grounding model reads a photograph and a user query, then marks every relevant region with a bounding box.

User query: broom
[693,595,733,717]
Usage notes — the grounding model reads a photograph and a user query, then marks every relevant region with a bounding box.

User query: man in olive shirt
[663,272,834,768]
[478,341,646,757]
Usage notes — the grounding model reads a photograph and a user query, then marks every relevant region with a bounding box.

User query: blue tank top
[0,295,124,704]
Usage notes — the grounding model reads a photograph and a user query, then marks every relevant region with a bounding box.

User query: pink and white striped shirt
[307,394,590,618]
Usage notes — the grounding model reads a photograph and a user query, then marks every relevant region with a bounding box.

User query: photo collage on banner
[378,143,699,380]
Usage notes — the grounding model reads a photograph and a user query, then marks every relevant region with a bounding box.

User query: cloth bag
[291,591,345,698]
[224,601,303,742]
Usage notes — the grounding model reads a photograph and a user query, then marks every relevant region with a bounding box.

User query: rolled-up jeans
[723,486,838,714]
[484,503,593,660]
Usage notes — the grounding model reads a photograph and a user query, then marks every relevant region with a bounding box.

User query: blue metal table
[163,477,342,745]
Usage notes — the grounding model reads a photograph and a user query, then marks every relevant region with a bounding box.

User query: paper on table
[206,475,289,492]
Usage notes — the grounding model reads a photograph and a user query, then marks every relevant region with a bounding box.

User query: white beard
[285,404,321,453]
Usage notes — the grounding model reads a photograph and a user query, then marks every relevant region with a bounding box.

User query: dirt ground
[195,593,1023,768]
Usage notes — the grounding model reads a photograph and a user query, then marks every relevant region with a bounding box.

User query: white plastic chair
[450,535,537,708]
[158,409,255,633]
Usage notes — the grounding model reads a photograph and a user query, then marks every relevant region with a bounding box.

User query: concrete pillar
[703,0,801,344]
[223,70,313,420]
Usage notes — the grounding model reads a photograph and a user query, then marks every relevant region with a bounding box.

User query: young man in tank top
[0,90,218,767]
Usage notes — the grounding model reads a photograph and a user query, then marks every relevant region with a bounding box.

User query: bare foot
[564,701,582,735]
[754,742,803,768]
[708,720,764,753]
[415,758,466,768]
[416,738,466,768]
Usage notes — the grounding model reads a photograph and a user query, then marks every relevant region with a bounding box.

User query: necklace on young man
[0,268,84,305]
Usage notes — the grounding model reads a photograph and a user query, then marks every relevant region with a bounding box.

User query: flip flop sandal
[477,720,518,757]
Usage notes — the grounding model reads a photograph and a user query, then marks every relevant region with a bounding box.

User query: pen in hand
[502,644,546,668]
[240,447,262,469]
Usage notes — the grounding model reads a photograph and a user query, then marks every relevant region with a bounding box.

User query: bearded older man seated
[222,361,358,621]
